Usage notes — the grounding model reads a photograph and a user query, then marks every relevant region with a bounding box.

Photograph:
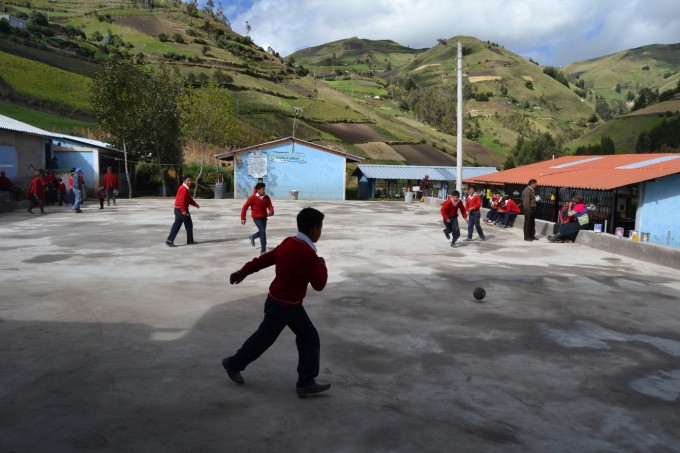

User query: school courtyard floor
[1,199,679,452]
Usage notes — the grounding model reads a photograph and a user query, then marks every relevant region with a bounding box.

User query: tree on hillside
[90,58,147,198]
[504,132,561,169]
[178,83,236,197]
[136,63,185,197]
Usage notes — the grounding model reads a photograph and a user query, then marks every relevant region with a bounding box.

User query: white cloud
[224,0,680,66]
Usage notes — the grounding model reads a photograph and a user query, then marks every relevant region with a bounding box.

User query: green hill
[1,1,679,168]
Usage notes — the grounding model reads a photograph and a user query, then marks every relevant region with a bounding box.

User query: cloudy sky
[207,0,680,66]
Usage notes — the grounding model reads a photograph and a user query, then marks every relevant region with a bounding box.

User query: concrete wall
[637,174,680,248]
[233,142,346,200]
[0,130,43,187]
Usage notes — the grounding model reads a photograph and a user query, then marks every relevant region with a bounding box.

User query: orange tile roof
[464,154,680,190]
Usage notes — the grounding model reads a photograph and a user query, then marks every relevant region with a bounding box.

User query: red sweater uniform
[102,172,120,191]
[465,193,482,212]
[174,183,198,214]
[26,176,45,199]
[440,198,467,221]
[241,194,274,220]
[505,199,521,214]
[239,235,327,307]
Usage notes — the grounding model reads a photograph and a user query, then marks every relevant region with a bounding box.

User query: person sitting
[497,198,521,228]
[0,170,22,200]
[548,195,589,242]
[484,191,503,225]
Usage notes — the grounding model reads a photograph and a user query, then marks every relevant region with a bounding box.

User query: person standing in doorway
[165,175,200,247]
[241,182,274,255]
[102,166,120,206]
[522,179,539,241]
[464,185,485,241]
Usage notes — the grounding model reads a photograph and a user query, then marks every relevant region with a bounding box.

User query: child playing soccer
[440,190,467,247]
[241,182,274,254]
[223,207,330,398]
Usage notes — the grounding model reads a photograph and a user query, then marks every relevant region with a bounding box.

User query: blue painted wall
[56,151,95,187]
[638,174,680,248]
[234,142,346,200]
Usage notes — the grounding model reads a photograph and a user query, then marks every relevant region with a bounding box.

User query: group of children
[483,190,522,228]
[21,167,119,214]
[440,186,527,247]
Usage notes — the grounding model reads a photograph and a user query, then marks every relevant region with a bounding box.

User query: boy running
[224,207,330,398]
[241,182,274,255]
[441,190,467,247]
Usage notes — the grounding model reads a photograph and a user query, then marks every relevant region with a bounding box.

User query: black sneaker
[450,242,457,248]
[222,358,244,384]
[187,241,199,245]
[249,235,256,247]
[443,229,450,240]
[296,382,331,398]
[464,238,472,241]
[165,240,177,247]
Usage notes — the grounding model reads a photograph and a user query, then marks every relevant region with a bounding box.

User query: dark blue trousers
[252,217,267,252]
[443,217,461,244]
[228,297,320,388]
[167,208,194,243]
[467,211,485,239]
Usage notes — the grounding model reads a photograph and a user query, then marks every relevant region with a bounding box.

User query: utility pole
[456,41,463,194]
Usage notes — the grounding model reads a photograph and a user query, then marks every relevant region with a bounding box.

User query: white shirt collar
[295,232,317,252]
[183,183,190,189]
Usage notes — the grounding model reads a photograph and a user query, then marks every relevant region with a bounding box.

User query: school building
[464,154,680,248]
[352,165,499,199]
[215,137,363,200]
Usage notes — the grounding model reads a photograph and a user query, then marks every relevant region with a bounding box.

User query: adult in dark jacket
[521,179,539,241]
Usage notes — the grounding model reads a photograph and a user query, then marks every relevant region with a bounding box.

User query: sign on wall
[270,152,307,164]
[248,152,268,178]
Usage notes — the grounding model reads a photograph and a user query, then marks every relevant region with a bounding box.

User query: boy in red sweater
[241,182,274,254]
[464,185,486,241]
[440,190,467,247]
[224,207,330,398]
[165,175,200,247]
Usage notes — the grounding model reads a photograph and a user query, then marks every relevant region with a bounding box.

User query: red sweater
[440,198,467,221]
[174,184,198,214]
[26,176,45,199]
[102,172,120,191]
[465,193,482,212]
[240,236,327,306]
[505,199,521,214]
[241,194,274,220]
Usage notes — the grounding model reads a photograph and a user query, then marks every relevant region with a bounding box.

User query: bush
[0,18,10,34]
[158,33,168,42]
[172,32,184,43]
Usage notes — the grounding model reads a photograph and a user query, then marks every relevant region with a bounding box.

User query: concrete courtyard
[1,198,679,452]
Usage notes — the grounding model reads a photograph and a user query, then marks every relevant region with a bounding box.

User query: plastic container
[214,182,225,199]
[288,190,299,200]
[404,192,414,203]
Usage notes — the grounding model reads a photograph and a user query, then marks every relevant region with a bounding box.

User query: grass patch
[0,100,97,132]
[0,51,91,111]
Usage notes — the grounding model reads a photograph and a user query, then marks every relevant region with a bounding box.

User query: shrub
[158,33,168,42]
[172,32,184,43]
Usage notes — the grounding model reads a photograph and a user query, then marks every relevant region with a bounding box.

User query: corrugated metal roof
[0,114,53,136]
[1,114,119,152]
[356,165,498,181]
[464,154,680,190]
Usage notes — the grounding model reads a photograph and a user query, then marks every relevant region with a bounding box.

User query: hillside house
[0,15,27,29]
[464,154,680,248]
[215,137,363,200]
